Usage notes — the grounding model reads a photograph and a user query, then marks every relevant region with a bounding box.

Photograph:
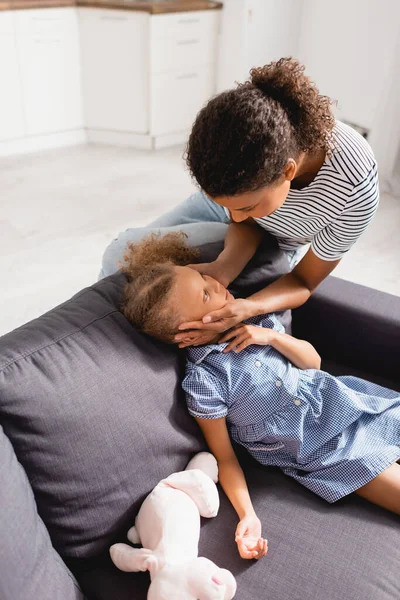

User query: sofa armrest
[292,276,400,384]
[0,426,84,600]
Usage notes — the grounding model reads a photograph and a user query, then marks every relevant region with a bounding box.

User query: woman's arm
[217,221,264,283]
[189,220,264,287]
[247,247,341,314]
[176,248,341,346]
[220,323,321,369]
[195,416,268,560]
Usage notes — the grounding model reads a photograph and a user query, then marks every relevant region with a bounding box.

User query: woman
[100,58,379,346]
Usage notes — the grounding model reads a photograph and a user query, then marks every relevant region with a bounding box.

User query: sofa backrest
[0,233,289,559]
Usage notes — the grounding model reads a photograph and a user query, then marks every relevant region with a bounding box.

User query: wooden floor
[1,143,399,336]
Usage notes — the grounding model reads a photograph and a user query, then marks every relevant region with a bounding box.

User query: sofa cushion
[75,447,400,600]
[0,273,205,558]
[0,234,289,560]
[292,275,400,384]
[0,425,84,600]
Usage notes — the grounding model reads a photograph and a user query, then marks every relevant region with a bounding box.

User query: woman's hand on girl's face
[175,299,253,347]
[235,515,268,560]
[175,330,220,349]
[187,261,231,288]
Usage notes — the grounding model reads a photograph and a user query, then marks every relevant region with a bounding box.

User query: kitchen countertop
[0,0,222,13]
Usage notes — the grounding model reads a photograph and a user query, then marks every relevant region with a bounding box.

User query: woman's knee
[99,221,229,280]
[100,228,146,279]
[148,191,230,228]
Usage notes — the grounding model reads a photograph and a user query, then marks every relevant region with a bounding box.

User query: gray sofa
[0,235,399,600]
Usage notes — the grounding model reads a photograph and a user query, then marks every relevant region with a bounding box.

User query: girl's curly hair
[185,57,335,197]
[121,232,199,343]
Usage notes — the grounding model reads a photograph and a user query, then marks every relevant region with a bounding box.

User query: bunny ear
[110,544,158,574]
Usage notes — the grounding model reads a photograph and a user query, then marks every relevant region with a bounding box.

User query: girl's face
[172,266,234,322]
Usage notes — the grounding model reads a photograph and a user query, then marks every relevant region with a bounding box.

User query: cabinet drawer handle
[176,73,199,80]
[100,15,128,21]
[177,39,200,46]
[178,18,200,24]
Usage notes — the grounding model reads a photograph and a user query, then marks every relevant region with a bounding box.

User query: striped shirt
[254,121,379,261]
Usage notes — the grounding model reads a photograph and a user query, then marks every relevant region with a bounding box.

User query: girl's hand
[175,298,255,348]
[188,261,231,288]
[219,323,277,353]
[235,514,268,560]
[219,323,276,353]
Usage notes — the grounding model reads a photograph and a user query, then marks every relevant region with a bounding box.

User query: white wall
[217,0,400,180]
[370,30,400,184]
[297,0,400,179]
[217,0,303,92]
[216,0,248,91]
[244,0,303,74]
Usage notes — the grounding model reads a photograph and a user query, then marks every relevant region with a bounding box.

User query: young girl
[121,233,400,561]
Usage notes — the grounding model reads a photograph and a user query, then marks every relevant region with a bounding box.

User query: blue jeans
[99,191,305,279]
[99,191,230,279]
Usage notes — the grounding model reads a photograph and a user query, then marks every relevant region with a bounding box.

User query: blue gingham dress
[182,314,400,503]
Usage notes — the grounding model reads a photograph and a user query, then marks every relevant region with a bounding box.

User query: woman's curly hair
[185,57,335,197]
[121,232,199,343]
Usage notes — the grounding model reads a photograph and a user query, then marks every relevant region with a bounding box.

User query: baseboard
[87,128,189,151]
[0,128,189,157]
[0,129,87,157]
[86,129,153,150]
[153,131,189,149]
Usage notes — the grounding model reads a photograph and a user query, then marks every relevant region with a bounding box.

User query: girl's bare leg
[354,462,400,515]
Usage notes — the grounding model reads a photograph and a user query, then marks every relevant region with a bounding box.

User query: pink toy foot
[185,452,218,483]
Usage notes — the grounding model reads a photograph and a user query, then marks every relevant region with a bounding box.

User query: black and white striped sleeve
[311,165,379,262]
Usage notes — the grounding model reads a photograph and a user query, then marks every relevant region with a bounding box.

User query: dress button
[254,360,262,368]
[275,380,282,387]
[294,399,301,406]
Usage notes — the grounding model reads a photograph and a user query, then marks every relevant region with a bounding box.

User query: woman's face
[212,160,296,223]
[213,178,290,223]
[172,266,234,323]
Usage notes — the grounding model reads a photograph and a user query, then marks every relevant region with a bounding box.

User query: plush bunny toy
[110,452,237,600]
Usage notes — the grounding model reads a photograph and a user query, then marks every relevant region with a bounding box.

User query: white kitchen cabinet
[151,9,218,40]
[1,5,220,155]
[150,11,219,75]
[150,10,219,139]
[79,8,149,134]
[15,8,83,136]
[151,30,216,75]
[0,13,24,142]
[151,67,214,136]
[79,7,220,147]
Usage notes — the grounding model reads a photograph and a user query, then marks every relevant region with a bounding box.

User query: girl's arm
[269,330,321,370]
[220,324,321,370]
[195,416,268,560]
